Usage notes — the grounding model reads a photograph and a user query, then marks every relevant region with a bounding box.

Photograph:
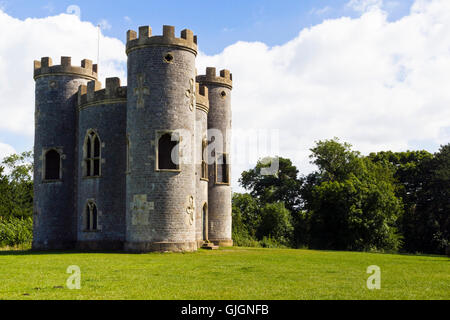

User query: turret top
[34,57,98,81]
[196,67,233,90]
[126,25,198,56]
[196,83,209,114]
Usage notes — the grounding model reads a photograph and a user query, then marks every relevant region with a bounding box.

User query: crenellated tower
[197,68,233,247]
[33,57,97,250]
[32,25,233,253]
[125,25,199,252]
[195,83,209,246]
[76,78,128,250]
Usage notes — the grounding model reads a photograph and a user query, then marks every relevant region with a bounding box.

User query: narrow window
[126,136,130,173]
[216,153,230,184]
[44,149,60,180]
[157,132,179,171]
[201,140,208,180]
[86,201,99,231]
[84,131,101,177]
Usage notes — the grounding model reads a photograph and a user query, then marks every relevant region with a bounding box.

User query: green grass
[0,247,448,300]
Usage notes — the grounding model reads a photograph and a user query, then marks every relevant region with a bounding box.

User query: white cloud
[197,0,450,185]
[309,6,332,16]
[347,0,384,12]
[98,18,112,30]
[0,10,126,136]
[0,0,449,191]
[0,142,16,162]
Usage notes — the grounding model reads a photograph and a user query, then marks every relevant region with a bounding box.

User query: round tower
[33,57,97,250]
[197,67,233,247]
[125,25,198,252]
[195,83,209,247]
[76,78,127,250]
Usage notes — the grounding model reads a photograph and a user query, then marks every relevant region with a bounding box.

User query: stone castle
[32,25,233,252]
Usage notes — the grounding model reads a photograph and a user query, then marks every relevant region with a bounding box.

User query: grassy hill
[0,247,448,300]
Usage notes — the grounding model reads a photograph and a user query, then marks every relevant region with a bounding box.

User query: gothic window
[216,153,230,184]
[157,132,180,171]
[201,140,208,180]
[44,149,61,181]
[84,131,101,177]
[85,201,98,231]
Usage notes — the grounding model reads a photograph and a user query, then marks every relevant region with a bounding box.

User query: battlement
[196,67,233,89]
[34,57,98,81]
[78,77,127,108]
[126,25,198,56]
[196,83,209,113]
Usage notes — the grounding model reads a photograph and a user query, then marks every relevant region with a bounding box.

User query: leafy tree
[232,193,261,239]
[368,150,433,209]
[411,144,450,254]
[303,139,403,251]
[257,202,294,247]
[239,157,303,213]
[0,151,33,219]
[369,148,449,254]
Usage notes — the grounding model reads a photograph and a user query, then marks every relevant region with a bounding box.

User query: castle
[32,25,233,252]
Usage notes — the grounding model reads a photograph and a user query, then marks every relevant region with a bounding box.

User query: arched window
[44,149,61,180]
[86,201,98,231]
[84,131,101,177]
[157,132,179,171]
[201,140,208,180]
[216,153,230,184]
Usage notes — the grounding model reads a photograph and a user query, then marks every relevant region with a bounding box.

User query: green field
[0,247,448,300]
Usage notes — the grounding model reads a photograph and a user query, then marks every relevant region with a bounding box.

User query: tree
[232,193,261,239]
[0,151,33,219]
[411,144,450,254]
[257,202,294,246]
[239,157,303,212]
[303,139,403,251]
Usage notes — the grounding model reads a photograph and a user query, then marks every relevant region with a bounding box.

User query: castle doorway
[202,203,208,241]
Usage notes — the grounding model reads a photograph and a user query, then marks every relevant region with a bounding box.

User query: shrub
[0,216,33,248]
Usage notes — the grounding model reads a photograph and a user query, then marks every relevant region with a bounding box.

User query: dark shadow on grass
[0,250,127,256]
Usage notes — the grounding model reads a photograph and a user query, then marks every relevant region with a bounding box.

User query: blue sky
[1,0,449,185]
[1,0,415,54]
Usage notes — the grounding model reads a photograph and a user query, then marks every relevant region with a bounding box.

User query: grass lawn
[0,247,448,300]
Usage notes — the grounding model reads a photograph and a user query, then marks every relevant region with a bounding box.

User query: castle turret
[33,57,97,250]
[197,67,233,247]
[125,25,198,252]
[195,83,209,247]
[76,78,127,250]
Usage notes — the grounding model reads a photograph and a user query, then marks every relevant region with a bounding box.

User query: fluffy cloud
[197,0,450,182]
[347,0,384,12]
[0,0,449,190]
[0,142,15,162]
[0,11,126,137]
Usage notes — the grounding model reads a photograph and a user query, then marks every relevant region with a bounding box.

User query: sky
[0,0,449,191]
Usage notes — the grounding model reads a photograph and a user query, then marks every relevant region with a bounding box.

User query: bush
[257,202,294,247]
[0,216,33,248]
[260,236,289,248]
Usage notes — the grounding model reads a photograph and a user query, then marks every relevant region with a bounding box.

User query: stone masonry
[32,25,233,252]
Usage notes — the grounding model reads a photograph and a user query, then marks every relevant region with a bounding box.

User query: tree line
[0,151,33,248]
[0,140,448,255]
[233,138,449,255]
